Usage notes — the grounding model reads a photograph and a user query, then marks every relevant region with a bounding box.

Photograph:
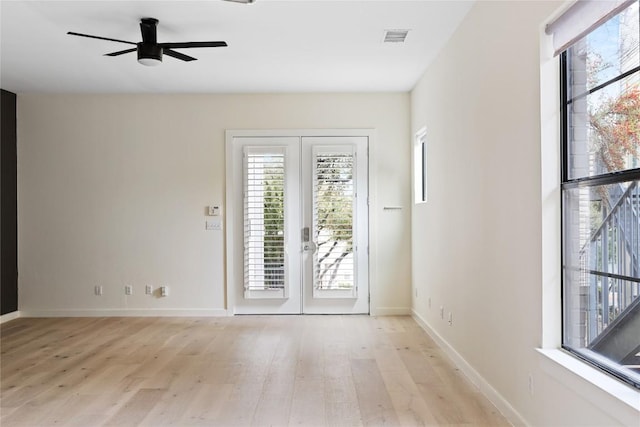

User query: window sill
[537,348,640,419]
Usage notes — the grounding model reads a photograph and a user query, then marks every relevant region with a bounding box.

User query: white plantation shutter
[312,147,357,295]
[243,147,287,297]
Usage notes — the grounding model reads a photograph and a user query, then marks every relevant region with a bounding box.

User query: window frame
[559,22,640,389]
[414,127,427,204]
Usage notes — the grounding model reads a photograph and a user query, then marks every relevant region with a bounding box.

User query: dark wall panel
[1,89,18,315]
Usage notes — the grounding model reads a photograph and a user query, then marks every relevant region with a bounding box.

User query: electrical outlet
[125,285,133,295]
[528,374,534,395]
[448,312,453,326]
[94,285,103,296]
[145,285,153,295]
[160,286,169,297]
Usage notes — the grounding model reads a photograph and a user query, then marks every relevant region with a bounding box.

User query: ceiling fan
[68,17,228,66]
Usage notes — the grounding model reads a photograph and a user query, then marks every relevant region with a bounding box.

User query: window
[414,127,427,203]
[560,0,640,388]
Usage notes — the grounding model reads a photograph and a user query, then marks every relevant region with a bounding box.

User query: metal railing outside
[579,180,640,343]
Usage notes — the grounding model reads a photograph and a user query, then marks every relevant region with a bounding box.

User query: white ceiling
[0,0,474,94]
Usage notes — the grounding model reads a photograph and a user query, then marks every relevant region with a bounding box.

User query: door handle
[302,227,316,252]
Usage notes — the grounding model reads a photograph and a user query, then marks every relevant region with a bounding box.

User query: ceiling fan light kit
[68,17,228,66]
[137,43,163,66]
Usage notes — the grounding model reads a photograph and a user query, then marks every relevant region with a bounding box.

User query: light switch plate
[206,218,222,231]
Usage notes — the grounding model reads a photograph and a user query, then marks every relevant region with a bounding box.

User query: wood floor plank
[213,381,264,426]
[378,367,438,426]
[288,378,326,426]
[103,388,166,427]
[44,393,117,427]
[294,319,325,381]
[324,376,363,427]
[1,394,70,426]
[138,356,210,425]
[179,383,234,425]
[0,315,509,427]
[416,383,467,425]
[351,358,400,426]
[252,378,295,427]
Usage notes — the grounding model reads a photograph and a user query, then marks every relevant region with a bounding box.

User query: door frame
[225,129,377,315]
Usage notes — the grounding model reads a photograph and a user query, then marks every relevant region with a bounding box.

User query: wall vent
[383,29,409,43]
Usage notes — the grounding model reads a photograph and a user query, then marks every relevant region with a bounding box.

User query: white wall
[17,93,411,316]
[411,1,639,426]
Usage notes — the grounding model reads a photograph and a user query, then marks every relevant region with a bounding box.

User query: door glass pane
[244,149,286,292]
[313,151,355,291]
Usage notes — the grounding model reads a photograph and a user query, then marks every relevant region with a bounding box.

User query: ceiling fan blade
[159,41,227,49]
[140,18,158,44]
[104,47,138,57]
[163,49,197,62]
[67,32,137,45]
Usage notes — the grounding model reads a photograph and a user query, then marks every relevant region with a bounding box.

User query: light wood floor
[1,316,509,426]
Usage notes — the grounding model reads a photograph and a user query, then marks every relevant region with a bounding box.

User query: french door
[229,135,369,314]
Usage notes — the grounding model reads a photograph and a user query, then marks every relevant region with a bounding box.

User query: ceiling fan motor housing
[137,43,162,66]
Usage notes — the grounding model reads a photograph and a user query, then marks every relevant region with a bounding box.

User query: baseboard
[0,311,21,324]
[411,309,527,427]
[18,308,229,317]
[372,306,411,316]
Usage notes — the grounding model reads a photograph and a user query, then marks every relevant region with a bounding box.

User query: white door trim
[225,129,377,315]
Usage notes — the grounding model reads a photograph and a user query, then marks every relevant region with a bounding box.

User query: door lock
[302,227,316,252]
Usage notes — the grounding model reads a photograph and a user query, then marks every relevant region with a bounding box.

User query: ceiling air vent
[383,29,409,43]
